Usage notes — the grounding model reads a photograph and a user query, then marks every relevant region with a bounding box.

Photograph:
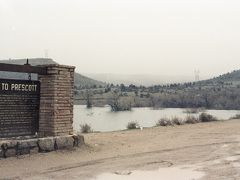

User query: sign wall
[0,79,40,138]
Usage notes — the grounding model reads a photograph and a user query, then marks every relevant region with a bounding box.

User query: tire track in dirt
[41,140,239,174]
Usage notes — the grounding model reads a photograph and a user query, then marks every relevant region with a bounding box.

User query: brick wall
[38,64,75,137]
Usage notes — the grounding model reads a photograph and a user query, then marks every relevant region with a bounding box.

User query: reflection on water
[91,166,205,180]
[73,105,240,132]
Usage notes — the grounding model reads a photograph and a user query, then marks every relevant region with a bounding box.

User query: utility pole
[44,49,49,58]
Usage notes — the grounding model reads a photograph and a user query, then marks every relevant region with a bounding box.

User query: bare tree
[108,91,131,111]
[82,90,93,108]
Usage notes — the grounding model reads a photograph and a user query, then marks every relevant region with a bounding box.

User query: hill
[143,69,240,110]
[77,69,240,110]
[0,58,106,88]
[184,69,240,90]
[208,70,240,85]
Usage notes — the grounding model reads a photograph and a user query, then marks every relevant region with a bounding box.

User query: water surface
[91,166,205,180]
[73,105,240,132]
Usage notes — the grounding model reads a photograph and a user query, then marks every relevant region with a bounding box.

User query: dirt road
[0,120,240,180]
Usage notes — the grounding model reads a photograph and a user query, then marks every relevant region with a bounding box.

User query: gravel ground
[0,119,240,180]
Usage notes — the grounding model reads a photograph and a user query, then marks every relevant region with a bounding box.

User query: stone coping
[37,64,76,69]
[0,135,84,158]
[0,135,38,141]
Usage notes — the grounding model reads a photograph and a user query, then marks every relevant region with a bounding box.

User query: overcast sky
[1,0,240,77]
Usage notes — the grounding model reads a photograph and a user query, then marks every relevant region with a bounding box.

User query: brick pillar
[38,64,75,137]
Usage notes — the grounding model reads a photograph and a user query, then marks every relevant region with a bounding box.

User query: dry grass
[185,116,200,124]
[172,117,184,125]
[80,124,92,133]
[199,113,218,122]
[156,113,217,127]
[156,118,173,126]
[230,114,240,119]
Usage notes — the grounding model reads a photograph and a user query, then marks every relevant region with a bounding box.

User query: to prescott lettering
[1,83,38,92]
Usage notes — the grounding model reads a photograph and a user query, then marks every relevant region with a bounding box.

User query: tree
[82,90,93,108]
[107,91,132,111]
[120,84,126,92]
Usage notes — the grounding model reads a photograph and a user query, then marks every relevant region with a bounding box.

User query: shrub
[127,121,139,129]
[199,113,218,122]
[185,116,200,124]
[172,117,184,125]
[156,118,173,126]
[230,114,240,119]
[80,124,92,133]
[109,102,132,112]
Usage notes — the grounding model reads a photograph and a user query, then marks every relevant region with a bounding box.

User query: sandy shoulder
[0,120,240,180]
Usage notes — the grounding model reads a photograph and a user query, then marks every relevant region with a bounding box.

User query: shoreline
[74,103,240,111]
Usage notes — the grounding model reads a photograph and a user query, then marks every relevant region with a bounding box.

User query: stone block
[17,139,38,155]
[18,139,38,148]
[17,148,30,155]
[5,149,16,158]
[0,147,4,158]
[55,136,74,150]
[30,147,39,154]
[38,138,55,152]
[0,140,17,150]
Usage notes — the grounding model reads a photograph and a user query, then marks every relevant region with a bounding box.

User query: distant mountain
[83,73,210,86]
[0,58,106,88]
[84,69,240,87]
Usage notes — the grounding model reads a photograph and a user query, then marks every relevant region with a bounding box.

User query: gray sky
[1,0,240,77]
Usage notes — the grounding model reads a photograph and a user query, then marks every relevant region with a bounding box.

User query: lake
[73,105,240,132]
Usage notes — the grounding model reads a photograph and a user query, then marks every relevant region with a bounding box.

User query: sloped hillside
[211,70,240,83]
[0,58,106,88]
[146,69,240,109]
[192,69,240,89]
